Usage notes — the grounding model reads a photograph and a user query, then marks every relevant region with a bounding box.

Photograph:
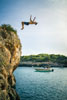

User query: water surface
[14,67,67,100]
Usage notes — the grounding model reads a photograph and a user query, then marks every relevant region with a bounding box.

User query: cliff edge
[0,24,21,100]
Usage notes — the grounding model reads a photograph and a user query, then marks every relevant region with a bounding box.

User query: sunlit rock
[0,24,21,100]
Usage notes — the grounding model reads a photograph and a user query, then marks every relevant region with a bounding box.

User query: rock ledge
[0,24,21,100]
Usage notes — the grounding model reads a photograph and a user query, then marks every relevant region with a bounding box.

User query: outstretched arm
[21,22,24,30]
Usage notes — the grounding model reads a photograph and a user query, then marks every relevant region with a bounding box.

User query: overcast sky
[0,0,67,56]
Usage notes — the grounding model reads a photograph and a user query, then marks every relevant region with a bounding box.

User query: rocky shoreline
[20,54,67,67]
[0,25,21,100]
[19,61,64,67]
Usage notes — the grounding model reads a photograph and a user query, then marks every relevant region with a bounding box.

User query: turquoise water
[14,67,67,100]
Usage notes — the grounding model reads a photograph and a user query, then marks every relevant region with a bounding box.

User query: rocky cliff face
[0,25,21,100]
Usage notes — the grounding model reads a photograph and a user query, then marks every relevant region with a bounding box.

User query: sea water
[14,67,67,100]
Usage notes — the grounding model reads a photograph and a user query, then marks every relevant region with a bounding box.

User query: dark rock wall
[0,25,21,100]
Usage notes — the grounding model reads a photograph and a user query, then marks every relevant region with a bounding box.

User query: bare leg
[21,22,24,30]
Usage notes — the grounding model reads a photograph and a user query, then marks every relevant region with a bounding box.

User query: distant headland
[19,54,67,67]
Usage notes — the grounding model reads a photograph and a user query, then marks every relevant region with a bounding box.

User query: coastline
[19,61,65,67]
[20,54,67,67]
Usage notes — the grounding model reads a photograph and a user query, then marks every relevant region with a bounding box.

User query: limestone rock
[0,24,21,100]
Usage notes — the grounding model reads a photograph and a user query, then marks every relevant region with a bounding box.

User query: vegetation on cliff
[1,24,17,34]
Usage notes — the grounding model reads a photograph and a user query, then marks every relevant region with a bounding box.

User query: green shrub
[1,24,17,34]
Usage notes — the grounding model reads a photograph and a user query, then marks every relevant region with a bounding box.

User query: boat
[35,67,54,72]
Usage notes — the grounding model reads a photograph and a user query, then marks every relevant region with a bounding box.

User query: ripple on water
[14,67,67,100]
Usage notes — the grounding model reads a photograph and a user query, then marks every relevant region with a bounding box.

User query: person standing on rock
[21,15,38,30]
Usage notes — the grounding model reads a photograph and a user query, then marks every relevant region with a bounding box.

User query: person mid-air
[21,15,38,30]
